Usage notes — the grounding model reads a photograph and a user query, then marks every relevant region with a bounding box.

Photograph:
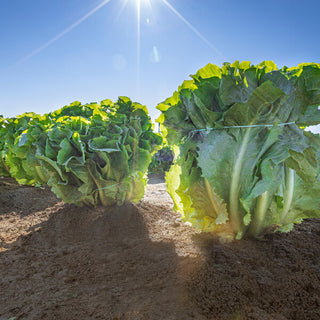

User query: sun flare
[11,0,224,80]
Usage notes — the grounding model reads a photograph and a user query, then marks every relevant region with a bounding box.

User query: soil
[1,174,320,320]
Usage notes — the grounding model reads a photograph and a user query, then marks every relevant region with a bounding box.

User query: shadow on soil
[0,179,201,320]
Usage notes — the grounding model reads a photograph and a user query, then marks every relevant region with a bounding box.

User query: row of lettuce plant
[157,61,320,239]
[0,97,162,206]
[148,146,174,175]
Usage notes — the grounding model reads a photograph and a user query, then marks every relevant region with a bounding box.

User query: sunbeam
[137,0,141,93]
[11,0,112,67]
[114,0,129,22]
[161,0,226,60]
[135,0,154,93]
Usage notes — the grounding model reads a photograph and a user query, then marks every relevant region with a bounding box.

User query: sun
[134,0,152,6]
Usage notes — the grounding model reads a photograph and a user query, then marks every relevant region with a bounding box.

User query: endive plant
[158,61,320,239]
[1,97,162,206]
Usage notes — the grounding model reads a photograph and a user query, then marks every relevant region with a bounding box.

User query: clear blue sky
[1,0,320,122]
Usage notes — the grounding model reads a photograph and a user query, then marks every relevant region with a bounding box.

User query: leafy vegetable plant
[157,61,320,239]
[1,97,162,206]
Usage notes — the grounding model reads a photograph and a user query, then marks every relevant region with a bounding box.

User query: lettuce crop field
[1,61,320,319]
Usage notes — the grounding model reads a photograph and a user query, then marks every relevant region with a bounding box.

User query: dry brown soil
[1,174,320,320]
